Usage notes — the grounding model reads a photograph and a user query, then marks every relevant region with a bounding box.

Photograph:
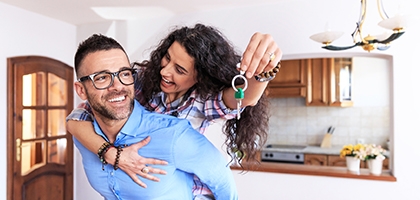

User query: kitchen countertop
[231,161,396,182]
[262,145,342,155]
[238,144,396,182]
[262,145,390,157]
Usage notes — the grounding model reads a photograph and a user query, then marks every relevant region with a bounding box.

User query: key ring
[232,64,248,92]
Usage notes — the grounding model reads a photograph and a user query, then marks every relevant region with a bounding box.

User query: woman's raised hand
[239,32,283,79]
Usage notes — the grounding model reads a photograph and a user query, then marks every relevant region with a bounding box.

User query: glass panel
[340,65,352,100]
[21,140,46,176]
[339,58,352,101]
[48,73,67,106]
[48,139,67,165]
[22,72,46,106]
[48,109,67,137]
[22,109,45,140]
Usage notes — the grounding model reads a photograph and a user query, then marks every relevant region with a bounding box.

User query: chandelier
[310,0,409,52]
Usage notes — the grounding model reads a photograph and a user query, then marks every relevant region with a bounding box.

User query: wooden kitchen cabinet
[327,155,366,168]
[268,57,353,106]
[267,59,307,98]
[361,158,389,169]
[304,154,327,166]
[306,58,353,107]
[382,158,389,169]
[307,154,388,169]
[327,155,347,167]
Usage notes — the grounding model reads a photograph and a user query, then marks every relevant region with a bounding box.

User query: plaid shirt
[145,89,238,133]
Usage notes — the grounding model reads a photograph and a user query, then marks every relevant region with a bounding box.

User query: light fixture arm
[323,32,404,51]
[323,43,360,51]
[355,0,368,44]
[310,0,408,52]
[377,0,389,19]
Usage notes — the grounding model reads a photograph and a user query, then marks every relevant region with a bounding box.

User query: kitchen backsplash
[267,97,390,148]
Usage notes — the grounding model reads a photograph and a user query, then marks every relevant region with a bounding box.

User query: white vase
[346,156,360,172]
[367,158,383,175]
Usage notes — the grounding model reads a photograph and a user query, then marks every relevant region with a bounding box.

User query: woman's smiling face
[160,41,197,102]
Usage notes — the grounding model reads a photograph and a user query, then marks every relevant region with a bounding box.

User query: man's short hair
[74,34,127,77]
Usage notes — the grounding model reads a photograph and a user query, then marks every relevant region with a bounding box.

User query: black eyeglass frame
[78,68,138,90]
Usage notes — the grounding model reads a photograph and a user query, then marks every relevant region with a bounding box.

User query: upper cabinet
[306,58,353,107]
[266,59,307,98]
[267,58,353,107]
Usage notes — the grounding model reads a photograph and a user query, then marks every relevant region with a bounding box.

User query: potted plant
[340,143,365,172]
[364,144,387,175]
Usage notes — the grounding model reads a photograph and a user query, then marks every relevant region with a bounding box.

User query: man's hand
[104,136,168,188]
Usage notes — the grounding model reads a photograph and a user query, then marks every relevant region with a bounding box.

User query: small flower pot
[367,158,383,175]
[346,156,360,172]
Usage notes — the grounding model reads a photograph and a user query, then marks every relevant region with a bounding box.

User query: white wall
[2,0,420,199]
[0,2,76,199]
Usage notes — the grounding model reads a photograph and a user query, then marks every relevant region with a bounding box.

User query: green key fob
[235,88,244,99]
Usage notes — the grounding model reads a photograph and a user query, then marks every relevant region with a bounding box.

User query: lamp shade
[310,31,344,44]
[378,14,410,31]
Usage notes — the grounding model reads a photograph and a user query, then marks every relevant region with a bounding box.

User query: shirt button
[111,172,114,176]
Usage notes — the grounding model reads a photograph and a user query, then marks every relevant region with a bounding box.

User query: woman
[67,23,282,197]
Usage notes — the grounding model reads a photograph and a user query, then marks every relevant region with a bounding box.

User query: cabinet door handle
[16,138,21,162]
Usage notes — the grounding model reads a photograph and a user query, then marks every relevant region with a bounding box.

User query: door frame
[7,55,74,200]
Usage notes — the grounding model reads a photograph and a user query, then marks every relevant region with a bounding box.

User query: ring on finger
[141,166,150,174]
[268,52,276,62]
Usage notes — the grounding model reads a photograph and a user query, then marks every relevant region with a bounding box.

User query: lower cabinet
[327,155,367,168]
[305,154,388,169]
[326,155,347,167]
[304,154,327,166]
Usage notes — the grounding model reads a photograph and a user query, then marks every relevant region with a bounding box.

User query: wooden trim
[231,161,396,182]
[7,57,15,200]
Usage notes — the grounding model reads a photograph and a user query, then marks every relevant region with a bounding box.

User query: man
[72,34,238,199]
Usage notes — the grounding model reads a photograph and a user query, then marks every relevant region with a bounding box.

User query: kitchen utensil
[320,126,333,148]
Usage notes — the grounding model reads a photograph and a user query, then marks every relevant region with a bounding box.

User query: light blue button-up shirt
[74,100,238,200]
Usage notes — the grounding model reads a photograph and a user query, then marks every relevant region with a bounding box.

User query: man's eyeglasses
[78,68,137,90]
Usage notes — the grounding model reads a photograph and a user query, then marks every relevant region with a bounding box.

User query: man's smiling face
[76,48,134,121]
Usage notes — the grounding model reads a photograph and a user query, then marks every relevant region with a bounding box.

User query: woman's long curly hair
[137,24,269,165]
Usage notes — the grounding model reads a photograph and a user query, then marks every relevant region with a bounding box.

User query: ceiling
[0,0,282,25]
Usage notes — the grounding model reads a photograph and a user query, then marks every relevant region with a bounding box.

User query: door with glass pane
[7,56,73,200]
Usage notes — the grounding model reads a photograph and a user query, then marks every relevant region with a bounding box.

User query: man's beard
[87,90,134,121]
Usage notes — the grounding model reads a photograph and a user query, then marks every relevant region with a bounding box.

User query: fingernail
[246,71,253,78]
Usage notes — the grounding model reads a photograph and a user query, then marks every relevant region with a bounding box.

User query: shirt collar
[156,89,198,111]
[120,100,145,137]
[92,100,145,139]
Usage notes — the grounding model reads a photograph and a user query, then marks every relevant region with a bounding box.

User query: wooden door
[7,56,74,200]
[327,155,347,167]
[306,58,332,106]
[304,154,327,166]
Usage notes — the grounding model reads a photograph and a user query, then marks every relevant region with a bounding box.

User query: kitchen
[231,55,394,181]
[266,56,390,148]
